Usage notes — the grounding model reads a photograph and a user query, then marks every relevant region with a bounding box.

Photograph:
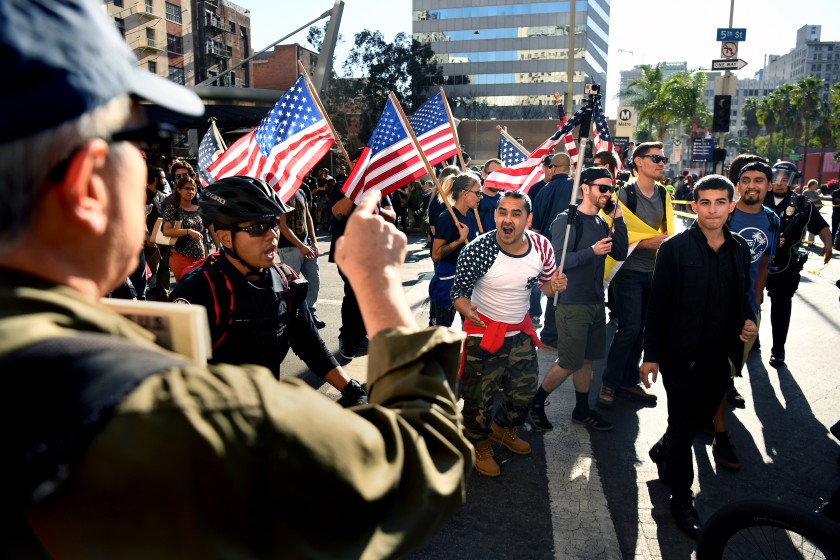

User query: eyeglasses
[638,154,669,164]
[468,190,483,198]
[587,183,617,193]
[174,173,189,180]
[233,217,280,237]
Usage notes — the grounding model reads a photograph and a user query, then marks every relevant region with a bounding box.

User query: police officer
[764,161,833,368]
[170,177,367,405]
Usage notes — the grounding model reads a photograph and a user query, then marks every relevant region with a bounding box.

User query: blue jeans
[602,268,654,389]
[279,245,320,313]
[529,285,543,318]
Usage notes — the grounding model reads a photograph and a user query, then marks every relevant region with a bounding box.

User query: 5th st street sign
[711,58,748,70]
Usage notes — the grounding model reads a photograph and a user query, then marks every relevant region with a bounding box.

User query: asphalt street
[281,215,840,560]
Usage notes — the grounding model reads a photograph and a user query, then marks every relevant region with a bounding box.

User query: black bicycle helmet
[200,176,292,226]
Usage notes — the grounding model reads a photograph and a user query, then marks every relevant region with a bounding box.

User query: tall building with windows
[412,0,611,119]
[191,0,252,87]
[764,25,839,87]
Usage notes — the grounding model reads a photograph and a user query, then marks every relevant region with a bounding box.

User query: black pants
[661,355,730,501]
[337,267,367,346]
[766,269,801,359]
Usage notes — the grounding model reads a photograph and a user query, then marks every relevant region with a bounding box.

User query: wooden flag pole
[495,125,529,155]
[439,87,483,233]
[391,91,460,228]
[297,60,351,166]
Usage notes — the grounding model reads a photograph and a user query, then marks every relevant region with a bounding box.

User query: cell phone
[603,197,615,214]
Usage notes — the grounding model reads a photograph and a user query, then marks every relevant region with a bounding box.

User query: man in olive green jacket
[0,1,472,558]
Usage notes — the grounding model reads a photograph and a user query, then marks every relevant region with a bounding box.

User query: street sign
[721,41,738,59]
[789,154,801,161]
[692,138,715,161]
[711,58,748,70]
[717,28,747,41]
[673,139,681,147]
[616,105,636,139]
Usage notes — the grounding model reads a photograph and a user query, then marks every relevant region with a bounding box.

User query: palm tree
[792,75,824,181]
[775,83,797,159]
[813,104,834,185]
[757,92,779,160]
[741,97,762,153]
[661,70,710,141]
[620,64,665,140]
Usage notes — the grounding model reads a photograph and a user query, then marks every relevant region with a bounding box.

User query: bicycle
[697,420,840,559]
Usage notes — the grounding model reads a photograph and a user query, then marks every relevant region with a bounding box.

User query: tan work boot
[474,439,501,477]
[490,423,531,455]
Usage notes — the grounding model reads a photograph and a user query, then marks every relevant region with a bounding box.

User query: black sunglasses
[232,217,280,237]
[47,121,176,183]
[587,183,617,193]
[639,154,669,164]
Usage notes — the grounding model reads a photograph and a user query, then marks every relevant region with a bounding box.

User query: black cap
[1,0,204,143]
[580,167,613,184]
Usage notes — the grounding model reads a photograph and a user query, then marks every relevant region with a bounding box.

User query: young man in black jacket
[640,175,757,540]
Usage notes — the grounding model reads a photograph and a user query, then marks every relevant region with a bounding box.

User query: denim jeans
[529,285,543,319]
[279,245,320,313]
[602,268,654,389]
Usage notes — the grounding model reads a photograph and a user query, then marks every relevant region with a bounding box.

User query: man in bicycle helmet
[170,176,367,405]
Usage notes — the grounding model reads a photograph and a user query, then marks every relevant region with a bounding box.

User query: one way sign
[711,58,748,70]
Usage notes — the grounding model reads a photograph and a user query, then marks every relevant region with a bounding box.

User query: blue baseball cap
[0,0,204,143]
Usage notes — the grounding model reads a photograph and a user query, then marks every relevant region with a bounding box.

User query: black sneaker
[572,409,613,431]
[712,432,742,470]
[529,401,554,432]
[338,338,355,360]
[769,353,785,368]
[312,313,326,330]
[726,379,746,407]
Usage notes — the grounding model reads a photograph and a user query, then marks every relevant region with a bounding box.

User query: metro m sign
[616,106,636,138]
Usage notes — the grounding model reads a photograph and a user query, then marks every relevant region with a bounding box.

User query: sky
[246,0,839,117]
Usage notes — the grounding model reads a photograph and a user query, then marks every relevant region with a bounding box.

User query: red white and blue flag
[196,119,226,187]
[592,97,624,170]
[557,101,580,165]
[342,95,427,203]
[498,134,528,167]
[207,74,334,202]
[408,91,459,166]
[484,106,586,192]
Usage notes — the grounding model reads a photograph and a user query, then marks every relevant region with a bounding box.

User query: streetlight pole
[716,0,736,175]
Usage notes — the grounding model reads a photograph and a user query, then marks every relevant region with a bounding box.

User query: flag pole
[495,125,529,155]
[391,91,461,228]
[297,60,351,166]
[439,87,483,234]
[207,116,228,151]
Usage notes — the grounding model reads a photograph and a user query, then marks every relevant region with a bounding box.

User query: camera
[584,83,601,95]
[615,170,631,187]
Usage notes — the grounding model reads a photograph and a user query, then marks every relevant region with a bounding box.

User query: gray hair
[0,96,132,249]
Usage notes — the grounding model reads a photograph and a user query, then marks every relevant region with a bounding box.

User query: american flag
[498,134,528,167]
[197,119,226,187]
[556,101,580,165]
[341,95,427,203]
[206,74,334,202]
[408,91,459,166]
[483,106,586,192]
[592,97,624,170]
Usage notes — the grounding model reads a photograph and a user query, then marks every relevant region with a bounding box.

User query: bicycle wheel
[697,498,840,560]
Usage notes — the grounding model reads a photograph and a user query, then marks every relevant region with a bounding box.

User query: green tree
[620,64,666,140]
[756,92,779,159]
[813,104,834,185]
[793,75,824,181]
[741,97,762,153]
[660,69,711,144]
[775,83,797,158]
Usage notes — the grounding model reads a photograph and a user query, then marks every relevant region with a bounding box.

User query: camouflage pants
[461,332,538,442]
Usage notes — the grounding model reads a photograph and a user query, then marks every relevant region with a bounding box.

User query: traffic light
[712,95,732,132]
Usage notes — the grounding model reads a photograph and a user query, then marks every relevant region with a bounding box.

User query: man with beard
[528,167,628,433]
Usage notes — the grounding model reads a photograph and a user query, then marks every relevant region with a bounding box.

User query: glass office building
[412,0,610,119]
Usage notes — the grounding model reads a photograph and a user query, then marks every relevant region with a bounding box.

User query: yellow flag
[601,189,675,287]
